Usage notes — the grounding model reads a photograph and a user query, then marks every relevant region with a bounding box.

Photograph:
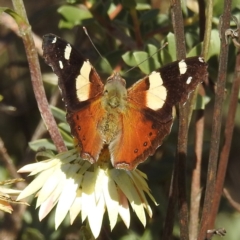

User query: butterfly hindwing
[67,98,105,163]
[110,105,172,169]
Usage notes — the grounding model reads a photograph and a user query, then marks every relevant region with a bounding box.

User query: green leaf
[188,29,220,60]
[187,42,204,58]
[133,51,149,74]
[123,44,161,74]
[122,51,137,67]
[57,5,93,29]
[160,32,176,64]
[58,128,74,147]
[208,29,221,59]
[194,94,211,110]
[0,7,26,26]
[50,106,66,123]
[58,122,71,134]
[135,3,151,10]
[29,139,57,152]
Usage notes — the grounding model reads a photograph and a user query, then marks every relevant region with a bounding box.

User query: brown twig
[0,137,21,179]
[162,1,189,239]
[162,164,177,239]
[189,110,204,240]
[208,17,240,228]
[189,1,211,238]
[198,0,232,239]
[171,1,190,239]
[11,0,67,153]
[197,0,206,41]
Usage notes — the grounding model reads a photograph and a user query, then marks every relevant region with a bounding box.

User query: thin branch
[162,1,190,239]
[202,0,213,60]
[189,1,212,238]
[171,1,190,239]
[189,110,204,240]
[208,18,240,228]
[0,137,21,179]
[162,164,177,239]
[11,0,67,153]
[198,0,232,239]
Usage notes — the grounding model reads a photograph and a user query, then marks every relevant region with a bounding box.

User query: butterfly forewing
[42,34,104,111]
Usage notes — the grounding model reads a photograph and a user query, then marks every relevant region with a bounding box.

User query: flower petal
[36,167,62,207]
[94,168,105,203]
[39,177,65,221]
[69,188,82,224]
[88,192,105,238]
[17,167,55,200]
[55,172,78,229]
[110,169,146,226]
[103,171,119,230]
[39,194,57,221]
[117,188,130,228]
[81,171,97,222]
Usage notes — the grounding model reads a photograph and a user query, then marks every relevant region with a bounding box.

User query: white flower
[17,148,157,238]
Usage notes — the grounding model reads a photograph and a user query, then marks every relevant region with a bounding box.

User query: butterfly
[42,34,208,170]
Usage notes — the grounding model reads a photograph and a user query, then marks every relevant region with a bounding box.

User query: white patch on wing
[198,57,204,62]
[64,44,72,60]
[59,60,63,69]
[178,60,187,74]
[186,76,192,84]
[146,71,167,110]
[52,37,57,43]
[76,61,91,101]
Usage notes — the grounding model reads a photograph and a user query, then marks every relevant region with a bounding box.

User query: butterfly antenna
[124,42,168,75]
[83,26,112,70]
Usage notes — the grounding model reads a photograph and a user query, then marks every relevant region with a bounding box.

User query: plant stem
[198,0,232,239]
[11,0,67,153]
[208,19,240,228]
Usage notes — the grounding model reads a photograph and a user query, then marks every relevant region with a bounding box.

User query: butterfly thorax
[102,72,127,109]
[98,72,127,144]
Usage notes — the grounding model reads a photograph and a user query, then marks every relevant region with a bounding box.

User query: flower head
[17,148,157,238]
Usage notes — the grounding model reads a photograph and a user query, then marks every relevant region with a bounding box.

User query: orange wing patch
[109,106,173,170]
[67,98,105,163]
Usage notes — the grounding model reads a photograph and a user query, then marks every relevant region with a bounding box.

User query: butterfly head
[102,72,127,109]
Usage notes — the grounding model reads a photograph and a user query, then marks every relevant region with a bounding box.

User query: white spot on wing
[52,37,57,43]
[76,61,91,101]
[146,71,167,110]
[59,60,63,69]
[64,44,72,60]
[198,57,204,63]
[178,60,187,74]
[186,76,192,84]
